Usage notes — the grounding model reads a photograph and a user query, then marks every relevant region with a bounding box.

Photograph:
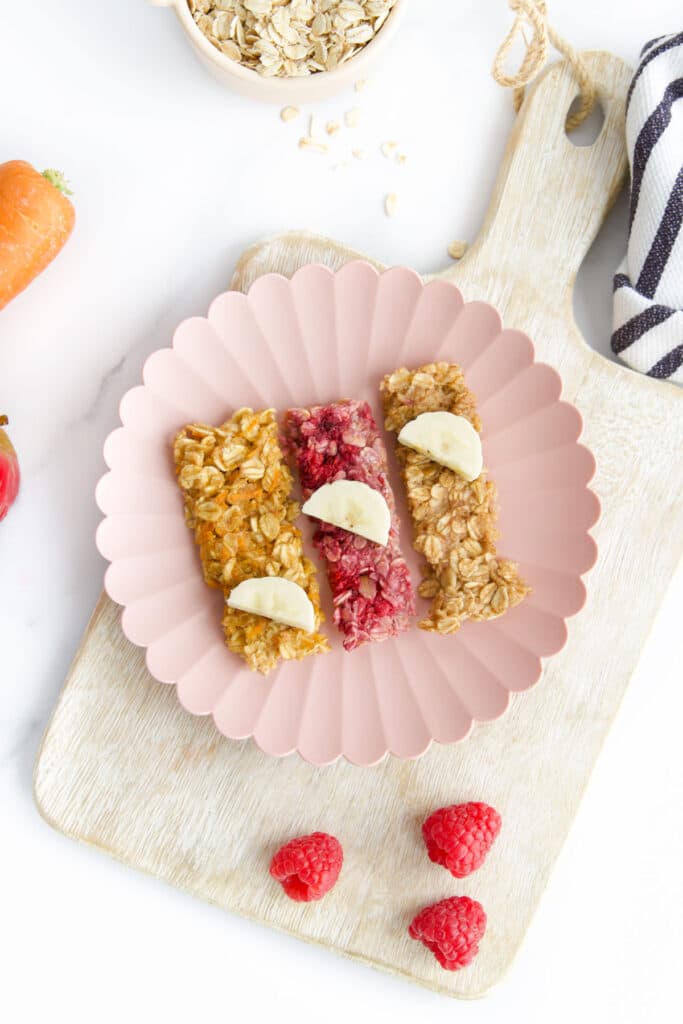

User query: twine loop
[492,0,596,130]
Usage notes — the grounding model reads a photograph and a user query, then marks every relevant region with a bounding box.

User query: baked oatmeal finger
[286,400,415,651]
[173,408,329,674]
[381,363,529,634]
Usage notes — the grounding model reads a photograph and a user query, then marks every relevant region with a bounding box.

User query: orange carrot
[0,160,75,311]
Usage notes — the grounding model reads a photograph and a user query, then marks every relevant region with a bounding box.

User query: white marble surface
[1,1,682,1021]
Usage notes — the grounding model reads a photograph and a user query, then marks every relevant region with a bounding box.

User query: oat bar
[381,363,529,634]
[286,400,415,651]
[173,408,329,674]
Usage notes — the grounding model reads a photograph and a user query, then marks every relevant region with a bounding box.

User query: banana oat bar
[381,363,529,634]
[286,400,415,651]
[173,407,329,674]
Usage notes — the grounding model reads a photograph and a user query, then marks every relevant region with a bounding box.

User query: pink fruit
[0,415,20,520]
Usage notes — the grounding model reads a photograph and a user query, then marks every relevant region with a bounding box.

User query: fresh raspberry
[269,832,343,902]
[0,416,20,521]
[422,802,501,878]
[409,896,487,971]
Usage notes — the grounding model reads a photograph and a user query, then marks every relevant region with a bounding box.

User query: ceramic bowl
[150,0,408,102]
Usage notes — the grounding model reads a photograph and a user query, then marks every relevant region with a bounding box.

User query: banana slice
[226,577,316,633]
[398,411,483,482]
[302,479,391,546]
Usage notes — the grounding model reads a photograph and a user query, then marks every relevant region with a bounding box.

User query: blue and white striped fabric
[612,31,683,383]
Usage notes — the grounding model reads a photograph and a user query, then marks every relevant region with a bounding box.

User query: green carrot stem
[42,169,74,196]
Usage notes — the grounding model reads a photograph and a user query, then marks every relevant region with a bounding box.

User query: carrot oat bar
[173,408,329,674]
[380,363,529,634]
[286,400,415,651]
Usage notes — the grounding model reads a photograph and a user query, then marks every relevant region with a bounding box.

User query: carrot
[0,160,75,311]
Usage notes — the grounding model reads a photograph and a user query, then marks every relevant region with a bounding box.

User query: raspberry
[409,896,486,971]
[422,802,501,878]
[269,832,343,902]
[0,416,20,521]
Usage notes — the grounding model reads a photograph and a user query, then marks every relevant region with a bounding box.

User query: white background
[1,1,682,1021]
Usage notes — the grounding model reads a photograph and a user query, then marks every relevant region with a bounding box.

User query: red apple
[0,415,20,520]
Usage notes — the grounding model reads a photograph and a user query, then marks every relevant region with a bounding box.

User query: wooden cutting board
[34,53,683,999]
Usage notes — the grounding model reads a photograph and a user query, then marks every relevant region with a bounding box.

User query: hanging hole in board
[566,97,605,147]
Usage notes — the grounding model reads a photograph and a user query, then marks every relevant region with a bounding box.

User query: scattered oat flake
[381,141,398,158]
[354,78,369,91]
[448,240,468,260]
[326,119,341,135]
[299,137,329,154]
[395,152,408,165]
[309,113,322,138]
[344,107,361,128]
[280,105,300,123]
[384,192,398,217]
[352,147,367,160]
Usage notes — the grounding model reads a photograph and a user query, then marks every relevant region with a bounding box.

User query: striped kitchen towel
[612,31,683,383]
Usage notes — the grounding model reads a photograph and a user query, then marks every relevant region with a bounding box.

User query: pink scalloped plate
[96,262,599,767]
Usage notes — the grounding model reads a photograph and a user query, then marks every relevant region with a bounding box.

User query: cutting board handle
[452,52,631,305]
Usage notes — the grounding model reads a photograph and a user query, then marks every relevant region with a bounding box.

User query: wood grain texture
[35,53,683,999]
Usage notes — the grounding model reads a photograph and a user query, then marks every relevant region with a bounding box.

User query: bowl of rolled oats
[152,0,406,101]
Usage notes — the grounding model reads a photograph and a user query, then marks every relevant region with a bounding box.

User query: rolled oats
[447,239,468,260]
[173,408,329,674]
[280,104,300,121]
[384,191,398,217]
[188,1,397,78]
[298,136,329,153]
[381,363,530,634]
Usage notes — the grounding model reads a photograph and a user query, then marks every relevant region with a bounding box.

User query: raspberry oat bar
[173,408,329,674]
[286,400,415,651]
[381,363,529,634]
